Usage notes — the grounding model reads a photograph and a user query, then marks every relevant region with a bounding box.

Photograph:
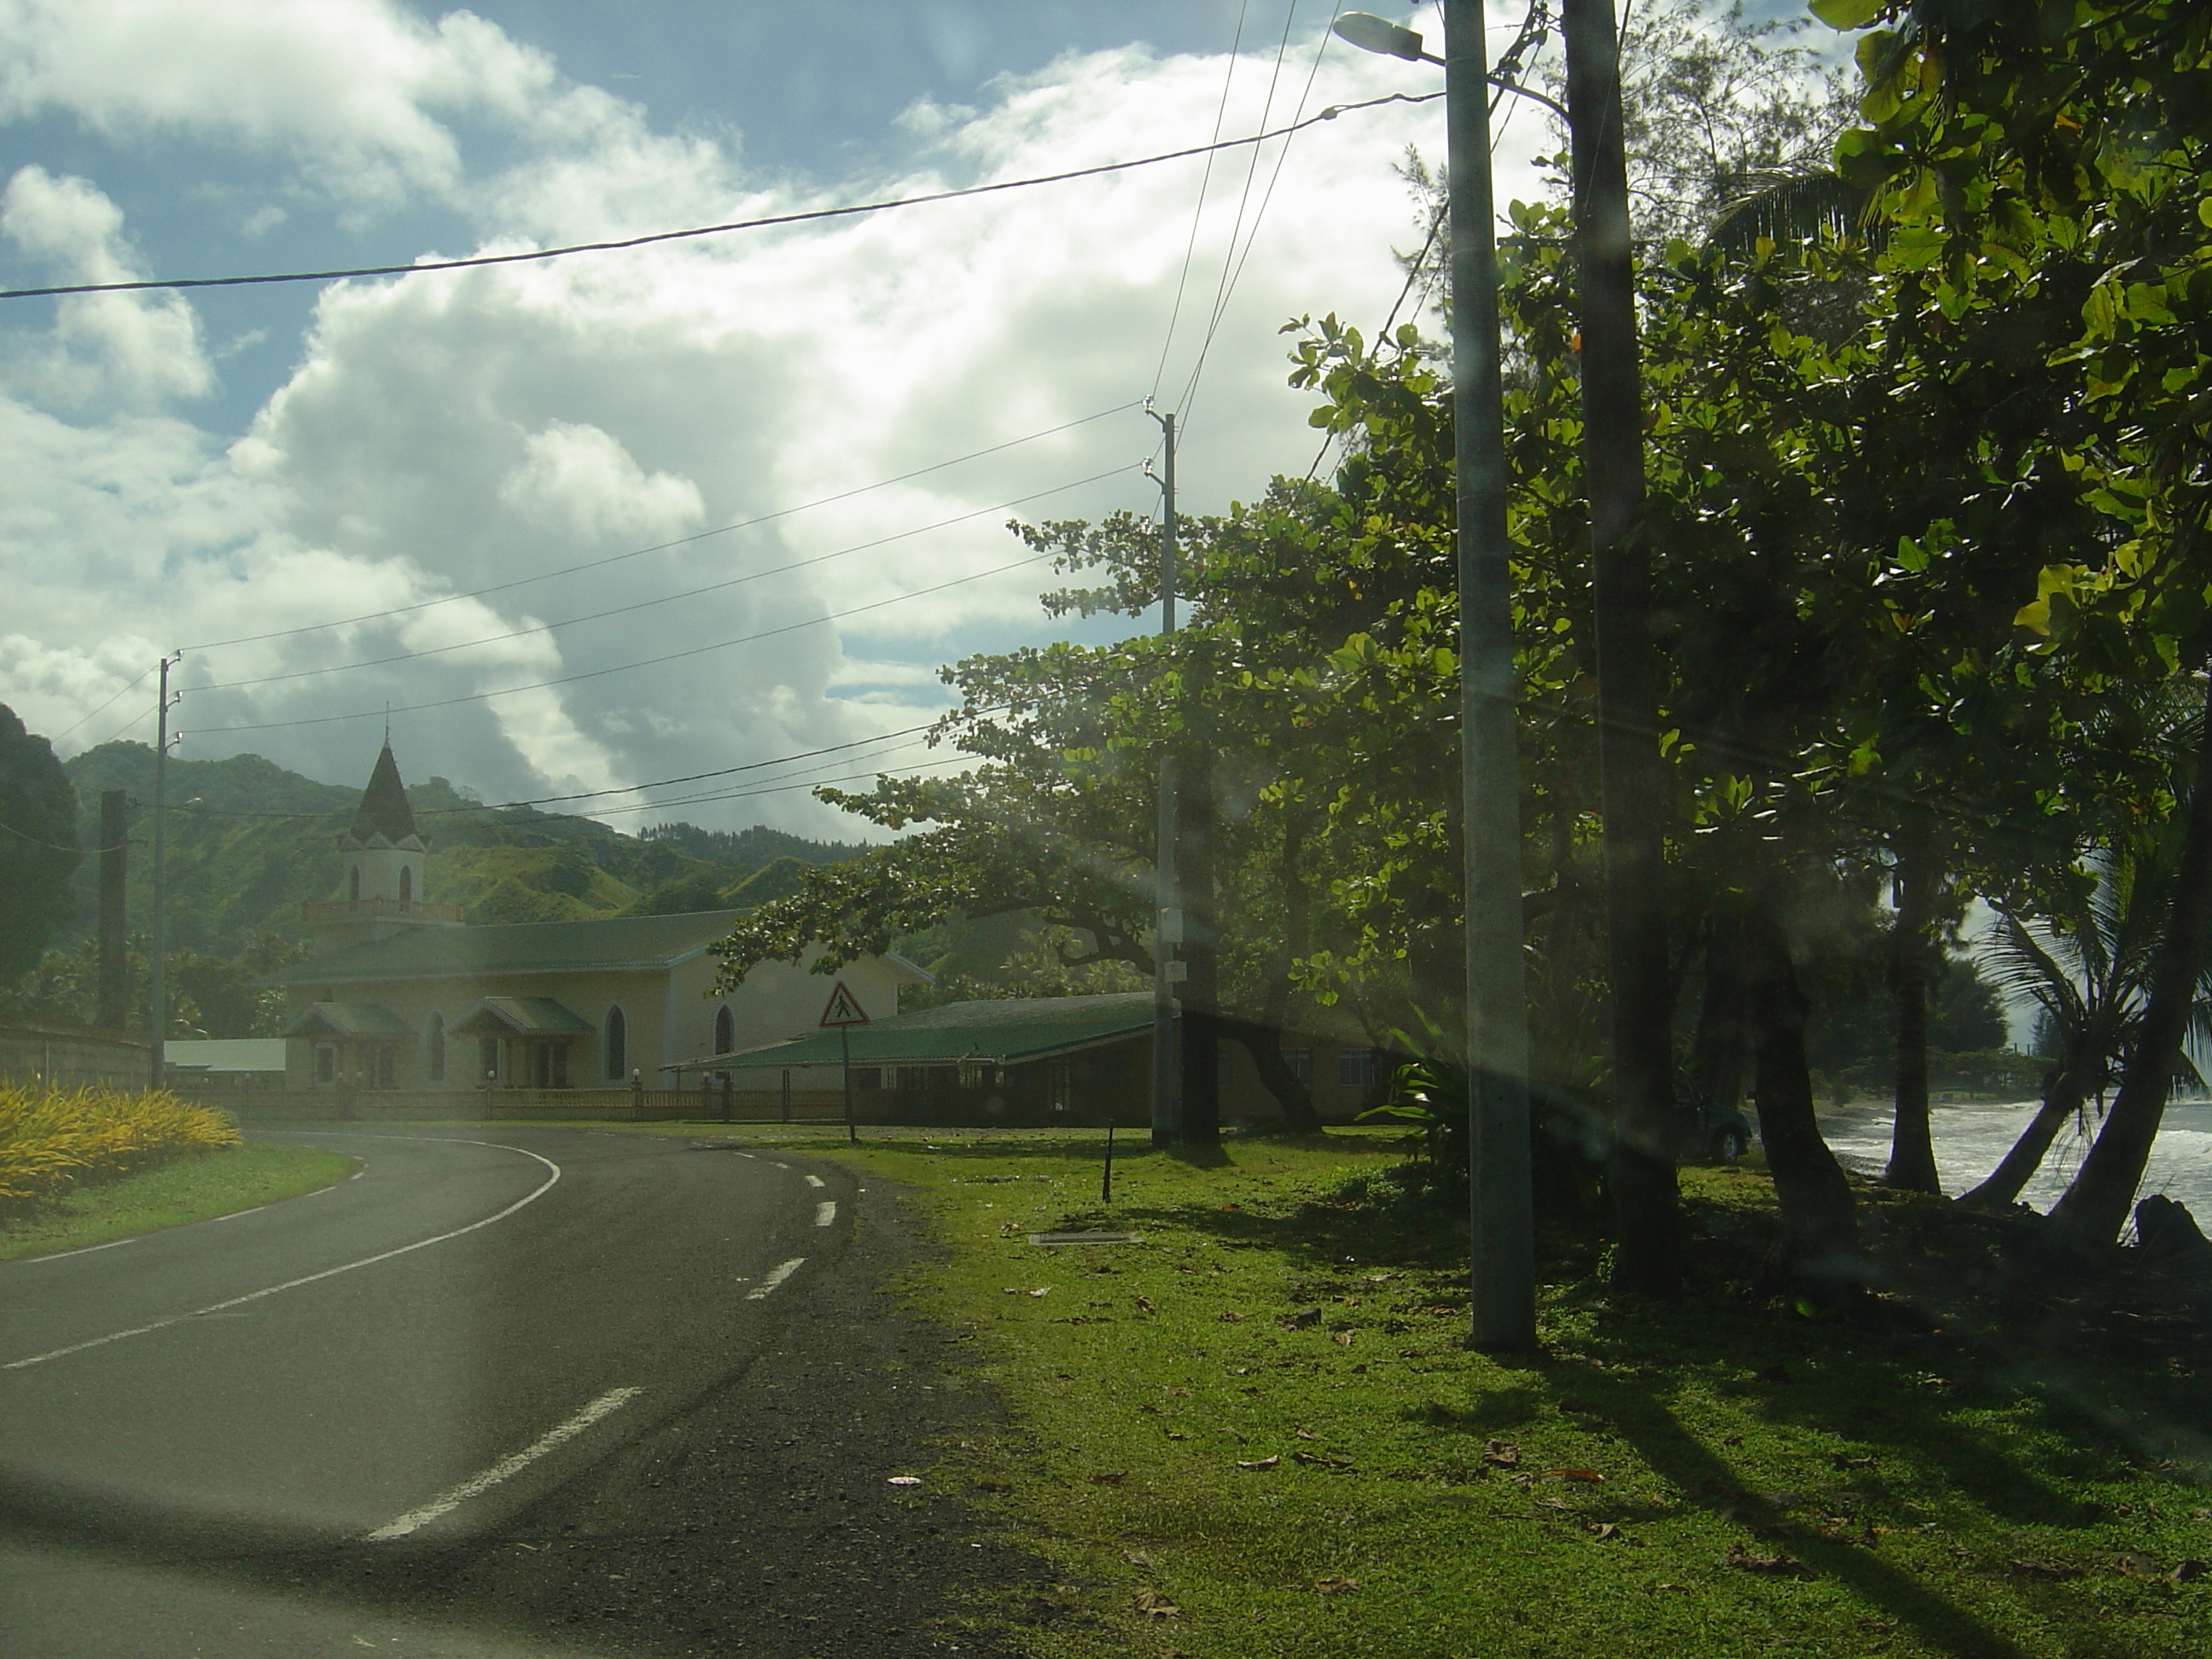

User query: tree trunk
[1177,753,1220,1147]
[1883,836,1942,1192]
[1689,905,1751,1113]
[1957,1062,2093,1210]
[1224,1014,1321,1132]
[1743,892,1860,1278]
[1562,0,1681,1299]
[2049,669,2212,1251]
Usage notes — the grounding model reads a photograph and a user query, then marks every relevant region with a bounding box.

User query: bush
[0,1086,240,1212]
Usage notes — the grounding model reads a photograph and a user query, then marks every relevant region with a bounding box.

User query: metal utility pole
[1445,0,1536,1351]
[148,652,181,1091]
[1332,6,1536,1348]
[1561,0,1681,1296]
[1148,405,1182,1150]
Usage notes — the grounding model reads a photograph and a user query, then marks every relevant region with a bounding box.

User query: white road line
[2,1139,562,1372]
[365,1386,643,1541]
[18,1236,139,1264]
[770,1161,790,1171]
[207,1205,267,1223]
[803,1174,825,1189]
[746,1258,806,1301]
[814,1201,837,1227]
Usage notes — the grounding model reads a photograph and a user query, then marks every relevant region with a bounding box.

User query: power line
[180,402,1139,655]
[49,665,154,742]
[1,92,1444,305]
[1151,0,1251,399]
[183,542,1080,736]
[190,467,1129,695]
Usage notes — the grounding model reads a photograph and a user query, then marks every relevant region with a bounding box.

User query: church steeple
[346,743,424,849]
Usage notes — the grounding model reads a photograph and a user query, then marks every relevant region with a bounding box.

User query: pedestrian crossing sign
[818,981,870,1027]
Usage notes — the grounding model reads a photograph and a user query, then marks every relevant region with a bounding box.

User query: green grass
[577,1123,2206,1659]
[0,1141,355,1260]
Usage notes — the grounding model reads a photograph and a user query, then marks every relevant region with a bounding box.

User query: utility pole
[1442,1,1537,1350]
[1562,0,1681,1296]
[148,653,181,1091]
[1335,4,1538,1348]
[1148,405,1183,1149]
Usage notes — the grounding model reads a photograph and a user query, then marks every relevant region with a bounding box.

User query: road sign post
[819,981,870,1144]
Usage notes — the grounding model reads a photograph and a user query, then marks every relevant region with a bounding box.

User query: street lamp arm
[1492,76,1568,121]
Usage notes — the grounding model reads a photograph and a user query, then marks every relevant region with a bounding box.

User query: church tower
[303,744,463,955]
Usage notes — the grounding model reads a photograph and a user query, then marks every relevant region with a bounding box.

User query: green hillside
[55,742,864,959]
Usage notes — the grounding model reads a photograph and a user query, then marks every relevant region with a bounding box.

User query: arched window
[604,1004,628,1080]
[399,865,413,904]
[426,1011,445,1082]
[348,867,361,902]
[714,1004,736,1056]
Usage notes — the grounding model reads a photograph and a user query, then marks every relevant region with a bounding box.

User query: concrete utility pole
[1148,405,1183,1149]
[1335,6,1539,1347]
[148,652,181,1091]
[1561,0,1681,1296]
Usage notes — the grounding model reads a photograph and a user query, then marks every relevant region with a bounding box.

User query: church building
[270,747,924,1095]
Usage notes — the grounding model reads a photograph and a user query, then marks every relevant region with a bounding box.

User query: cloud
[0,3,1561,835]
[1,166,212,406]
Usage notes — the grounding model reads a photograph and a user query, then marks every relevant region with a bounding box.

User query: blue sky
[0,2,1588,831]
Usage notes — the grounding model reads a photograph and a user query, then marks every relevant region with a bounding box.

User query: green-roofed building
[267,748,927,1098]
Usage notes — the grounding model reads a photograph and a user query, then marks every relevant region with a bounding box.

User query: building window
[1280,1047,1313,1086]
[314,1044,336,1085]
[399,865,413,904]
[1048,1062,1074,1113]
[348,868,361,902]
[604,1005,627,1080]
[714,1004,735,1056]
[1337,1048,1377,1088]
[427,1012,445,1082]
[480,1035,500,1084]
[371,1048,396,1089]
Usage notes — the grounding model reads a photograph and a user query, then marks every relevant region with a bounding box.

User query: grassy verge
[602,1124,2203,1659]
[0,1141,356,1260]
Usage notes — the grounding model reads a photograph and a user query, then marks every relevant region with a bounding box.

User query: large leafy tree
[0,704,79,987]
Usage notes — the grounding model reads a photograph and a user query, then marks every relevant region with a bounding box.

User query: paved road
[0,1128,1044,1657]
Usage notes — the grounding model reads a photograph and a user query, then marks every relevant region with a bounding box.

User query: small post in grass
[1101,1115,1116,1204]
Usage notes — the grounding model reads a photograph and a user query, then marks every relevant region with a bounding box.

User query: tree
[0,704,79,987]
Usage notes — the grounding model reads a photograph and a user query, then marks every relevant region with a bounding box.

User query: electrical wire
[180,402,1139,655]
[1151,0,1251,399]
[0,92,1444,305]
[189,466,1129,695]
[48,666,154,743]
[183,542,1080,736]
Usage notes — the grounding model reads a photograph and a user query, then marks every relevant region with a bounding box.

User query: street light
[1335,3,1535,1350]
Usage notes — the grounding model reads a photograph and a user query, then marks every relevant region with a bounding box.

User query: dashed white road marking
[803,1174,825,1189]
[18,1236,138,1264]
[207,1205,267,1223]
[747,1258,806,1301]
[769,1161,790,1171]
[365,1386,643,1540]
[814,1201,837,1228]
[2,1139,562,1371]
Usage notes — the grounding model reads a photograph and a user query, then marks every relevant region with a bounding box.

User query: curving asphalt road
[0,1127,1041,1657]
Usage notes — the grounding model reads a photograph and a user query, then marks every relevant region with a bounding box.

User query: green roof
[452,996,594,1036]
[698,992,1153,1071]
[267,911,744,986]
[282,1002,412,1039]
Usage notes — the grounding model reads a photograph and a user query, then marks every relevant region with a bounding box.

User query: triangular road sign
[818,981,870,1027]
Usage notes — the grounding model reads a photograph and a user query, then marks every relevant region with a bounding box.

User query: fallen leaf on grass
[1279,1307,1322,1330]
[887,1476,923,1487]
[2008,1558,2077,1580]
[1332,1330,1355,1348]
[1830,1453,1876,1471]
[1167,1386,1193,1396]
[1313,1575,1359,1594]
[1549,1469,1605,1483]
[1166,1431,1191,1441]
[1218,1311,1245,1324]
[1028,1287,1053,1298]
[1133,1295,1155,1313]
[2171,1559,2204,1584]
[1131,1587,1180,1619]
[1294,1450,1356,1470]
[1726,1541,1812,1578]
[1652,1583,1691,1594]
[1720,1435,1744,1447]
[1590,1523,1620,1540]
[2115,1552,2163,1578]
[1237,1455,1282,1470]
[1091,1472,1128,1485]
[1295,1428,1319,1441]
[1124,1550,1155,1569]
[1481,1440,1520,1469]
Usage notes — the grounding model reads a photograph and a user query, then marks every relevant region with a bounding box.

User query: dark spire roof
[346,744,421,846]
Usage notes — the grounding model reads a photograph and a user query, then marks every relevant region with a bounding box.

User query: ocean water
[1817,1099,2212,1227]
